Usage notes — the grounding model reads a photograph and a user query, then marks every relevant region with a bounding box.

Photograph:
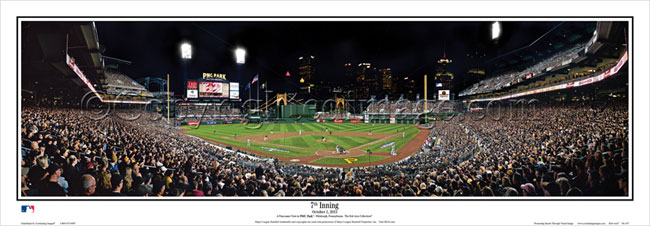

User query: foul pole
[249,84,252,112]
[424,74,427,123]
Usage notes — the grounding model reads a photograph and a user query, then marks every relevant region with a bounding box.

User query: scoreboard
[186,73,240,100]
[199,82,229,98]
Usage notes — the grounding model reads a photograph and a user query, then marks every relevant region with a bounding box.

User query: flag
[245,82,251,90]
[252,74,259,84]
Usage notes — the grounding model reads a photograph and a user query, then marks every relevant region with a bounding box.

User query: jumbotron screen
[199,81,229,98]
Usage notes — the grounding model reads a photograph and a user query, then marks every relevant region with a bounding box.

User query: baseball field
[181,122,429,167]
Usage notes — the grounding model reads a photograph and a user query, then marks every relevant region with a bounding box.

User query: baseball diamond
[182,123,426,167]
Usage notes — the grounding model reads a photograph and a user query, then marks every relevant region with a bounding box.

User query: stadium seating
[20,98,628,197]
[460,42,587,97]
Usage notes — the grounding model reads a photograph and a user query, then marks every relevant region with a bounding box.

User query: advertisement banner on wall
[187,80,198,90]
[390,115,396,124]
[438,90,450,100]
[229,82,240,99]
[350,119,362,123]
[188,121,200,126]
[333,119,344,123]
[187,89,198,98]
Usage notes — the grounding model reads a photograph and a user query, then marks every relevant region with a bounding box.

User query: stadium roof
[22,22,105,103]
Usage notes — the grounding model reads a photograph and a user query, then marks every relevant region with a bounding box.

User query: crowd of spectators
[104,71,146,90]
[365,100,463,115]
[21,98,628,197]
[103,71,151,102]
[569,61,617,80]
[175,105,243,124]
[313,111,354,120]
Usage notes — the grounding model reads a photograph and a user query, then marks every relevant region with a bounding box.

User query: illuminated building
[298,55,316,82]
[434,52,454,99]
[379,68,392,91]
[297,55,316,96]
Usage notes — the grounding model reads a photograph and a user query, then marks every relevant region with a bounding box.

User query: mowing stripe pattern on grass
[182,123,419,161]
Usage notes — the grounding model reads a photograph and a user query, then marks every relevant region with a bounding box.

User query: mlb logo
[21,205,34,213]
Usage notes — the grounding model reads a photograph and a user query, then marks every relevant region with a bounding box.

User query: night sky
[96,21,564,97]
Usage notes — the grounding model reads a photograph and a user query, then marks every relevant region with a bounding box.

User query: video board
[199,82,229,98]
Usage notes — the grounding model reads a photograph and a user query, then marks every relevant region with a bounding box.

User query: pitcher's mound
[314,139,334,143]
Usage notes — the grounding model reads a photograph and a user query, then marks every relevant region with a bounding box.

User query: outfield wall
[176,113,461,125]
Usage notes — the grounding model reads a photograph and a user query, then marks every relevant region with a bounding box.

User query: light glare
[235,48,246,64]
[181,43,192,59]
[492,22,501,40]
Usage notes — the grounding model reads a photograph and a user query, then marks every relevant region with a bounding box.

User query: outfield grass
[268,135,377,150]
[311,154,389,165]
[184,128,316,157]
[182,123,416,158]
[362,126,420,152]
[183,123,413,136]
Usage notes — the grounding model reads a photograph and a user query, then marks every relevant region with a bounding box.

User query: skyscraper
[298,55,316,82]
[342,63,355,98]
[341,62,387,99]
[355,63,377,99]
[298,55,316,96]
[434,52,454,99]
[379,68,393,96]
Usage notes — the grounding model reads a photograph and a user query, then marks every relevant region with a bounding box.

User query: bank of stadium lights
[235,48,246,64]
[492,21,501,40]
[181,43,192,59]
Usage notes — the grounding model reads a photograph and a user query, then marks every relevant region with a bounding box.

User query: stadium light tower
[492,21,501,40]
[181,43,192,59]
[235,48,246,64]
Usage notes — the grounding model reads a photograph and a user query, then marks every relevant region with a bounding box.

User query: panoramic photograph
[19,20,629,198]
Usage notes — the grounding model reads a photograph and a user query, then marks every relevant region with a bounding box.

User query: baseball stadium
[20,20,630,198]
